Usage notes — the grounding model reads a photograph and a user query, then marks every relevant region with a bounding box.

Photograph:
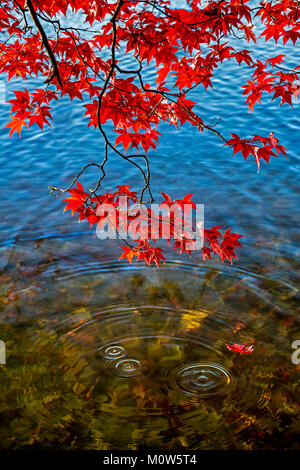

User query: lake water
[0,6,299,449]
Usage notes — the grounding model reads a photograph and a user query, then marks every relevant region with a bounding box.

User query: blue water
[0,29,299,283]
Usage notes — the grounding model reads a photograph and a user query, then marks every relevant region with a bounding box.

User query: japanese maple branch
[48,2,151,202]
[49,163,104,194]
[96,0,153,204]
[12,0,31,33]
[25,0,63,88]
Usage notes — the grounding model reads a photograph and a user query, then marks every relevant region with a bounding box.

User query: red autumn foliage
[62,183,243,267]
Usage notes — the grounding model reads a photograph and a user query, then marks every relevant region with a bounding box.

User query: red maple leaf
[63,182,90,215]
[119,246,139,264]
[226,343,254,354]
[4,115,27,137]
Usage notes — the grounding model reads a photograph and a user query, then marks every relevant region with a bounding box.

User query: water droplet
[98,344,127,360]
[172,363,232,397]
[111,357,146,378]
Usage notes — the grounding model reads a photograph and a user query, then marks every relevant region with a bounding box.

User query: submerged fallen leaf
[226,343,254,354]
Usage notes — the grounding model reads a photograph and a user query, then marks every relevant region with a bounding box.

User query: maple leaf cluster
[226,131,287,170]
[242,55,300,111]
[1,1,297,159]
[63,183,243,266]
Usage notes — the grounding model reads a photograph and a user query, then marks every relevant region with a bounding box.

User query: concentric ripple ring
[111,357,146,378]
[98,344,127,360]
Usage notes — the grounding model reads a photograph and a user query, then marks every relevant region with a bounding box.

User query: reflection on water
[0,236,299,449]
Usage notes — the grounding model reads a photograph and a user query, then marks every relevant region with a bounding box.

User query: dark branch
[25,0,63,88]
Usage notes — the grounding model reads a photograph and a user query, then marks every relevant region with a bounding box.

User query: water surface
[0,5,299,450]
